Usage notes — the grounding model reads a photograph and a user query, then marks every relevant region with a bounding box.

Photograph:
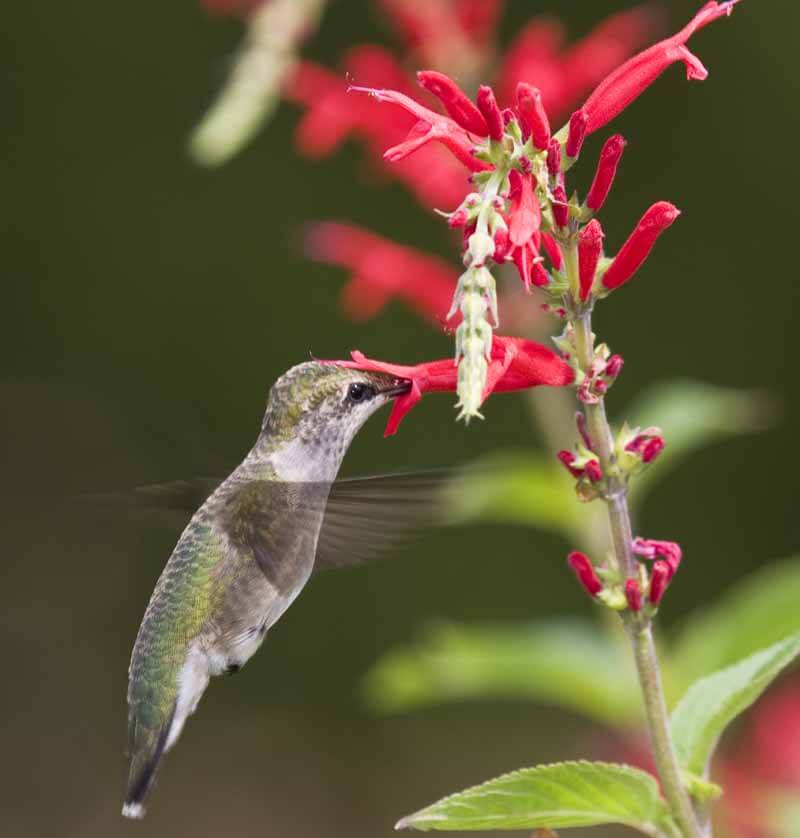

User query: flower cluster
[568,537,682,613]
[278,1,663,326]
[352,1,737,418]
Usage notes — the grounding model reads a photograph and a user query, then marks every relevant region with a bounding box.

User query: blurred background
[1,1,797,836]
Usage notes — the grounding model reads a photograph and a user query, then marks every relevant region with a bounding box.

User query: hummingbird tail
[122,706,175,820]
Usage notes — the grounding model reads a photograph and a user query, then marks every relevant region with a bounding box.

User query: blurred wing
[314,471,451,571]
[82,471,455,570]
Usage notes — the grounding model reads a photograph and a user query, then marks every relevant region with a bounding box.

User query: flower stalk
[563,243,701,838]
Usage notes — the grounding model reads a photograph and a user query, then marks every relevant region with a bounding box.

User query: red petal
[508,171,541,247]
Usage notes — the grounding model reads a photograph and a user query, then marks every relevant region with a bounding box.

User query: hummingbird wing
[89,471,453,570]
[313,471,451,570]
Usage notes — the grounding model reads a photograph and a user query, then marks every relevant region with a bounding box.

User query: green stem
[563,243,702,838]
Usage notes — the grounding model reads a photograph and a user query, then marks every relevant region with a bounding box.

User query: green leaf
[362,620,641,727]
[440,450,581,534]
[396,761,676,836]
[670,631,800,778]
[625,379,770,503]
[668,556,800,696]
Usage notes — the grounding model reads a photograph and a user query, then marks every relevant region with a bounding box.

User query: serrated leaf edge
[395,760,673,835]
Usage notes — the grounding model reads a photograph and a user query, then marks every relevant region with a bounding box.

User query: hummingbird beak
[380,378,412,398]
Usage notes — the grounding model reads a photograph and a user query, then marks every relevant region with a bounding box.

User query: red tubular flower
[578,219,604,302]
[625,578,643,612]
[515,83,550,150]
[507,170,541,247]
[416,70,489,136]
[648,560,671,604]
[586,134,626,212]
[581,1,741,135]
[349,85,492,172]
[566,108,588,159]
[333,335,574,435]
[602,202,680,290]
[567,551,602,597]
[477,85,504,141]
[305,222,457,323]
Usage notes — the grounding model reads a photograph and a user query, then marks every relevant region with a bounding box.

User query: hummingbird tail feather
[122,706,175,820]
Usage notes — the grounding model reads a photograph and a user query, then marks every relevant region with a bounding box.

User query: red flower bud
[417,70,489,136]
[648,560,671,604]
[477,85,504,141]
[633,538,682,578]
[586,134,627,211]
[541,233,563,271]
[578,219,604,302]
[602,202,680,290]
[642,437,665,463]
[581,2,741,134]
[552,183,569,228]
[557,450,582,478]
[515,83,550,150]
[531,260,550,288]
[605,354,624,378]
[546,137,561,176]
[566,108,588,158]
[625,578,643,612]
[568,551,602,597]
[585,459,603,483]
[625,429,666,464]
[501,107,516,127]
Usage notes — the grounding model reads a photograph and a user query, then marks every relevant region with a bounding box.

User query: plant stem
[563,243,702,838]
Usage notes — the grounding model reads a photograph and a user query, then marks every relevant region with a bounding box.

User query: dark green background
[1,1,795,836]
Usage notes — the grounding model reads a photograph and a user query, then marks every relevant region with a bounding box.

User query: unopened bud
[546,137,561,177]
[605,354,624,378]
[568,551,602,597]
[552,183,569,228]
[585,459,603,483]
[566,108,588,159]
[648,560,671,605]
[633,538,682,578]
[516,83,550,150]
[625,578,642,612]
[477,85,504,141]
[586,134,626,212]
[642,437,665,463]
[558,450,582,478]
[541,232,563,271]
[578,219,604,302]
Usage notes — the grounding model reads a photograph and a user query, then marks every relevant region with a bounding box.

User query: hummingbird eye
[346,382,375,404]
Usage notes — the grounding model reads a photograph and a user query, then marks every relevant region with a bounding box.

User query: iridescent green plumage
[124,363,405,818]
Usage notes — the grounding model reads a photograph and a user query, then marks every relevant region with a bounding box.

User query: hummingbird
[122,360,422,819]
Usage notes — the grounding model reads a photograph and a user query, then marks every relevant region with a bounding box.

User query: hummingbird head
[256,362,410,481]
